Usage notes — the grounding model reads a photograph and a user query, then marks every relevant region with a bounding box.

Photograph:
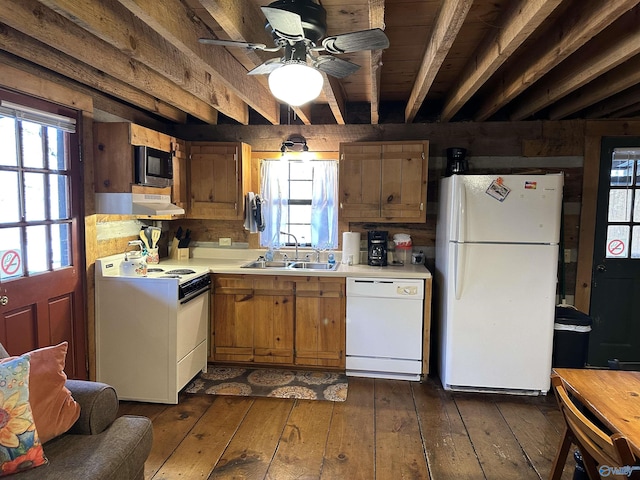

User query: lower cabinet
[212,275,294,364]
[294,277,345,369]
[211,274,345,369]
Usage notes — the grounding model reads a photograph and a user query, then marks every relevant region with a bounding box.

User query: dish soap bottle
[327,251,336,265]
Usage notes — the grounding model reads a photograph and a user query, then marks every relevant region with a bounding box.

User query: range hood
[95,192,185,216]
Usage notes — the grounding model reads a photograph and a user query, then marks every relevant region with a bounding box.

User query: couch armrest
[65,379,119,435]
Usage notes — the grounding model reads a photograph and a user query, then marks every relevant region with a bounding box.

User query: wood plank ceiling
[1,0,639,126]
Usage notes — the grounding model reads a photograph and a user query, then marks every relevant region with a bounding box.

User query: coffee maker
[367,231,388,266]
[444,147,468,176]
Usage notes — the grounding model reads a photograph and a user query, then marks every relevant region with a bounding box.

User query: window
[0,98,76,279]
[606,148,640,258]
[260,159,338,250]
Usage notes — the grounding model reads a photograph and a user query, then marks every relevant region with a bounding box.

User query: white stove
[95,254,211,301]
[95,253,211,403]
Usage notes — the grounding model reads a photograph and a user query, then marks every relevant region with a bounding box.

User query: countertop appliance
[367,230,388,266]
[95,254,211,403]
[435,173,563,395]
[346,277,424,380]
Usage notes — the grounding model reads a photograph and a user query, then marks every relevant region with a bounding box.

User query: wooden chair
[549,373,639,480]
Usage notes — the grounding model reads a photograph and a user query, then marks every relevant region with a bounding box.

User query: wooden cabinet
[294,277,345,369]
[212,275,294,364]
[211,274,345,370]
[339,141,429,222]
[187,142,251,220]
[93,122,175,193]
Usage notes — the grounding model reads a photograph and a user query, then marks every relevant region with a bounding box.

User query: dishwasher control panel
[397,286,418,296]
[347,277,424,299]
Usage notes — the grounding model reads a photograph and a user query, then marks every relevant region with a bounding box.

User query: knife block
[170,241,189,260]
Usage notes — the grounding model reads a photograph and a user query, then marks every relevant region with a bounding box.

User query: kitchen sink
[240,260,339,271]
[240,260,293,269]
[289,262,338,270]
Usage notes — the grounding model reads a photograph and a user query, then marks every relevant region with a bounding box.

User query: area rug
[184,365,348,402]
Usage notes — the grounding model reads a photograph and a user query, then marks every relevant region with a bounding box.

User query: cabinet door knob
[0,296,8,306]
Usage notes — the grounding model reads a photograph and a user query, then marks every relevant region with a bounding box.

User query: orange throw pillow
[17,343,80,443]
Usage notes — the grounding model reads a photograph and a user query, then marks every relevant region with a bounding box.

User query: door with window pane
[589,138,640,366]
[0,89,86,379]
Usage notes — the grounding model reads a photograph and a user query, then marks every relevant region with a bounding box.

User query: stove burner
[147,268,164,273]
[166,269,196,275]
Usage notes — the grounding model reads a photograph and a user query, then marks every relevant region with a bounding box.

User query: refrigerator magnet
[486,177,511,202]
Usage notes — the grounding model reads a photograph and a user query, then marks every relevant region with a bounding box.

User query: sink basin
[240,260,293,269]
[289,262,339,271]
[240,260,339,271]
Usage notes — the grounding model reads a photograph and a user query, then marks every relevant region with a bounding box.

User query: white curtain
[260,160,289,248]
[310,160,338,249]
[260,159,338,249]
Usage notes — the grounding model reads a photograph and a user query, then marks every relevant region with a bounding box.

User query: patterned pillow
[0,356,47,476]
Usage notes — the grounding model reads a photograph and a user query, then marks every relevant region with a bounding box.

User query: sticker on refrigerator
[486,177,511,202]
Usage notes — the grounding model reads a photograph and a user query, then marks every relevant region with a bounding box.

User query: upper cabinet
[339,141,429,223]
[187,142,251,220]
[93,122,175,193]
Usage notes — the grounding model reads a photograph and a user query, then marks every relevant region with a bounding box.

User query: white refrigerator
[435,173,563,395]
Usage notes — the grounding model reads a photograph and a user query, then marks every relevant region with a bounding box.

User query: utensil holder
[147,247,160,264]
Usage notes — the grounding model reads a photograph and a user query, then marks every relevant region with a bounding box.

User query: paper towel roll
[342,232,361,265]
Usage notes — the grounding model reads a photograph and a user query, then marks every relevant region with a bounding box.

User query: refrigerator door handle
[454,242,466,300]
[453,178,467,242]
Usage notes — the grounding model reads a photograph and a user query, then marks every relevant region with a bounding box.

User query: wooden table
[553,368,640,457]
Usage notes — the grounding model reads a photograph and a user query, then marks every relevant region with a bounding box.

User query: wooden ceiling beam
[548,55,640,120]
[404,0,472,123]
[2,0,220,123]
[195,0,314,125]
[112,0,280,125]
[37,0,251,124]
[0,24,187,123]
[609,102,640,119]
[582,83,640,119]
[475,0,638,122]
[325,75,346,125]
[368,0,385,125]
[440,0,562,122]
[510,7,640,121]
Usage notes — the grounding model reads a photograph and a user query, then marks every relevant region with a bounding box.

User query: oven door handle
[180,286,211,304]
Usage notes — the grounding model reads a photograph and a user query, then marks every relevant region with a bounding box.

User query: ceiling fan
[198,0,390,105]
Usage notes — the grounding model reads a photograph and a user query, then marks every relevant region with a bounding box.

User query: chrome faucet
[280,231,299,260]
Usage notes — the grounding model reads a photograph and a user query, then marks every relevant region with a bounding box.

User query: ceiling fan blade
[261,6,305,42]
[248,58,285,76]
[315,56,360,78]
[198,38,268,51]
[321,28,390,54]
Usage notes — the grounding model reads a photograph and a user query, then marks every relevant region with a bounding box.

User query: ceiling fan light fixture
[268,63,323,106]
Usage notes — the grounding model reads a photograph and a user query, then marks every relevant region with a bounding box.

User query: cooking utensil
[150,228,161,248]
[139,230,150,251]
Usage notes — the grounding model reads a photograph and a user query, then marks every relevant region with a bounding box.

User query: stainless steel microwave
[134,145,173,188]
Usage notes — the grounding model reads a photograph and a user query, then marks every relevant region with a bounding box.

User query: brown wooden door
[212,276,254,362]
[339,143,382,219]
[188,142,243,219]
[380,142,428,221]
[0,89,87,379]
[295,278,345,368]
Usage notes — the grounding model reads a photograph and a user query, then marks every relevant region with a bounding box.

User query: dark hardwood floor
[118,375,577,480]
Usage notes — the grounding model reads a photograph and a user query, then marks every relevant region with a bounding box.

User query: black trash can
[552,305,592,368]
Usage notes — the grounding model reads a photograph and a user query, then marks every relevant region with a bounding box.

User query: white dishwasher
[346,277,424,381]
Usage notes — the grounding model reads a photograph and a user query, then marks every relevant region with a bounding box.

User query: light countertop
[156,247,432,279]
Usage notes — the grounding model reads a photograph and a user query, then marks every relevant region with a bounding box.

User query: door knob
[0,296,7,306]
[596,264,606,273]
